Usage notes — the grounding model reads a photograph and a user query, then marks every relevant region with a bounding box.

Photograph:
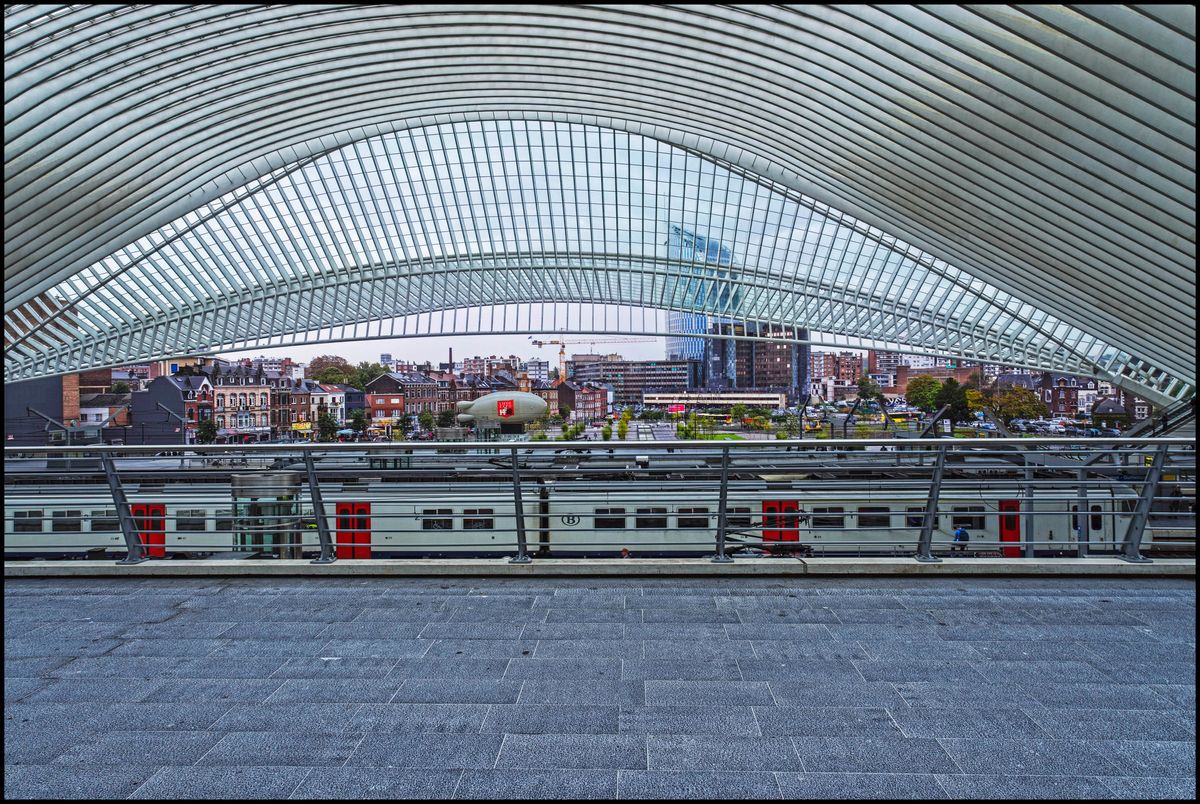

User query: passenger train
[3,471,1144,559]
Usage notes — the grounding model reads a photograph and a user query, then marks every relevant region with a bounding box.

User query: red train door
[354,502,371,559]
[762,501,799,543]
[336,502,355,559]
[999,499,1021,557]
[131,503,166,558]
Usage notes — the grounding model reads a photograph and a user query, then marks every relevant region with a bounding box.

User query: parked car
[1099,428,1122,437]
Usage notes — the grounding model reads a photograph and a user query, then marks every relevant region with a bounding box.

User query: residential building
[531,379,560,416]
[525,358,550,383]
[365,372,438,414]
[1038,373,1099,417]
[365,392,406,426]
[207,365,270,441]
[78,392,132,426]
[340,385,367,416]
[568,357,693,407]
[131,374,214,444]
[810,351,864,382]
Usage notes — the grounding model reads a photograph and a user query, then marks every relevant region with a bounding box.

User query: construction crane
[529,336,656,380]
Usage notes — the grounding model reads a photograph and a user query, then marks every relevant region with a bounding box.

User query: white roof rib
[3,5,1194,404]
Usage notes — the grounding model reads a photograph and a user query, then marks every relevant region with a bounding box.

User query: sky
[220,333,669,367]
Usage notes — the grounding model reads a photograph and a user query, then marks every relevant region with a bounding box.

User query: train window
[636,507,669,529]
[14,510,42,532]
[678,507,710,528]
[91,509,120,532]
[595,508,626,529]
[952,507,986,530]
[51,510,83,532]
[857,507,891,528]
[215,509,234,532]
[1090,505,1103,532]
[812,507,844,528]
[727,507,752,528]
[422,509,453,530]
[906,507,925,528]
[1003,512,1018,531]
[463,509,494,530]
[176,509,208,531]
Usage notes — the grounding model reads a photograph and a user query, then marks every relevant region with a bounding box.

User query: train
[2,470,1149,560]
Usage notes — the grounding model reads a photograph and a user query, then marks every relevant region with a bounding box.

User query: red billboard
[667,404,686,413]
[497,398,515,418]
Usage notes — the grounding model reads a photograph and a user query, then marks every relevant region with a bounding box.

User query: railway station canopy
[4,5,1195,405]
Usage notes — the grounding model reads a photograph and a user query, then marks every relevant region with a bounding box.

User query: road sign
[942,419,952,433]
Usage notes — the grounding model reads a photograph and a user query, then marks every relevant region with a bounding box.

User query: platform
[4,575,1195,799]
[4,556,1195,578]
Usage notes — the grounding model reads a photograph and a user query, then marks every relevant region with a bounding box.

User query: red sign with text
[497,399,515,418]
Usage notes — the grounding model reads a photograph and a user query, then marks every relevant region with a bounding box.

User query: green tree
[559,405,571,422]
[990,386,1048,424]
[111,381,131,394]
[856,375,882,404]
[730,403,747,425]
[398,413,413,433]
[617,420,629,440]
[317,412,338,442]
[418,410,435,432]
[906,374,941,413]
[349,409,369,436]
[437,409,456,428]
[601,424,613,441]
[348,361,389,391]
[935,378,971,424]
[315,366,349,385]
[196,418,218,444]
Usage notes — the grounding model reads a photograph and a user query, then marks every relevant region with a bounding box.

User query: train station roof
[3,6,1194,404]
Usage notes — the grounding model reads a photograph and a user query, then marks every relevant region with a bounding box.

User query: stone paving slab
[4,576,1195,799]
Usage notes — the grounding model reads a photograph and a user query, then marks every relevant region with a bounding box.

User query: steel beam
[915,445,946,562]
[1118,443,1169,563]
[101,452,148,564]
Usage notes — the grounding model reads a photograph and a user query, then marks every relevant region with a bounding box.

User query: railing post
[102,452,148,565]
[1118,443,1168,563]
[712,446,733,563]
[509,447,532,564]
[1075,467,1089,558]
[1023,451,1036,558]
[304,450,335,564]
[915,445,946,562]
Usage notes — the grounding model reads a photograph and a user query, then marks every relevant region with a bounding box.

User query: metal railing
[3,438,1194,565]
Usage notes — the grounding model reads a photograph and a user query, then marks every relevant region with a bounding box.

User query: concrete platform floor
[4,576,1196,799]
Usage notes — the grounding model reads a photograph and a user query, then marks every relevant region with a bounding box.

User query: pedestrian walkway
[5,577,1195,799]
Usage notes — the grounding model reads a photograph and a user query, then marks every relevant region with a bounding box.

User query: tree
[906,374,941,413]
[991,386,1048,424]
[314,366,349,385]
[730,403,747,425]
[601,425,613,441]
[348,362,388,391]
[317,412,338,442]
[111,381,131,394]
[617,419,629,440]
[398,413,413,433]
[349,409,369,435]
[437,410,456,428]
[559,405,571,422]
[964,388,985,415]
[935,378,971,424]
[196,418,218,444]
[418,411,435,432]
[308,355,352,377]
[856,375,882,404]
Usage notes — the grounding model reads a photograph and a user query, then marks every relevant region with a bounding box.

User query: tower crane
[529,336,656,380]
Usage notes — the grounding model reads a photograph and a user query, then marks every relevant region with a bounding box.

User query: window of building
[857,507,891,528]
[91,509,120,532]
[811,507,845,528]
[951,507,986,530]
[14,510,42,532]
[261,414,269,427]
[175,510,207,531]
[463,508,494,529]
[594,508,626,529]
[422,509,453,530]
[216,394,225,409]
[678,507,710,528]
[636,507,668,529]
[52,510,83,532]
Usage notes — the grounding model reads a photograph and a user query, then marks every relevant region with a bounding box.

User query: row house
[207,365,271,441]
[1038,373,1098,417]
[310,382,346,425]
[532,379,560,416]
[366,391,406,425]
[131,374,214,444]
[556,381,609,421]
[365,372,439,414]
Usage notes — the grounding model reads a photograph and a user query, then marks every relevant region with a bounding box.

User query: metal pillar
[509,447,532,564]
[1075,467,1089,558]
[1023,454,1036,558]
[304,450,335,564]
[102,453,148,564]
[712,446,734,563]
[915,445,946,562]
[1118,443,1168,563]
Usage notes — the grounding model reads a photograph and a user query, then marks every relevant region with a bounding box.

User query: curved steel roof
[4,5,1195,403]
